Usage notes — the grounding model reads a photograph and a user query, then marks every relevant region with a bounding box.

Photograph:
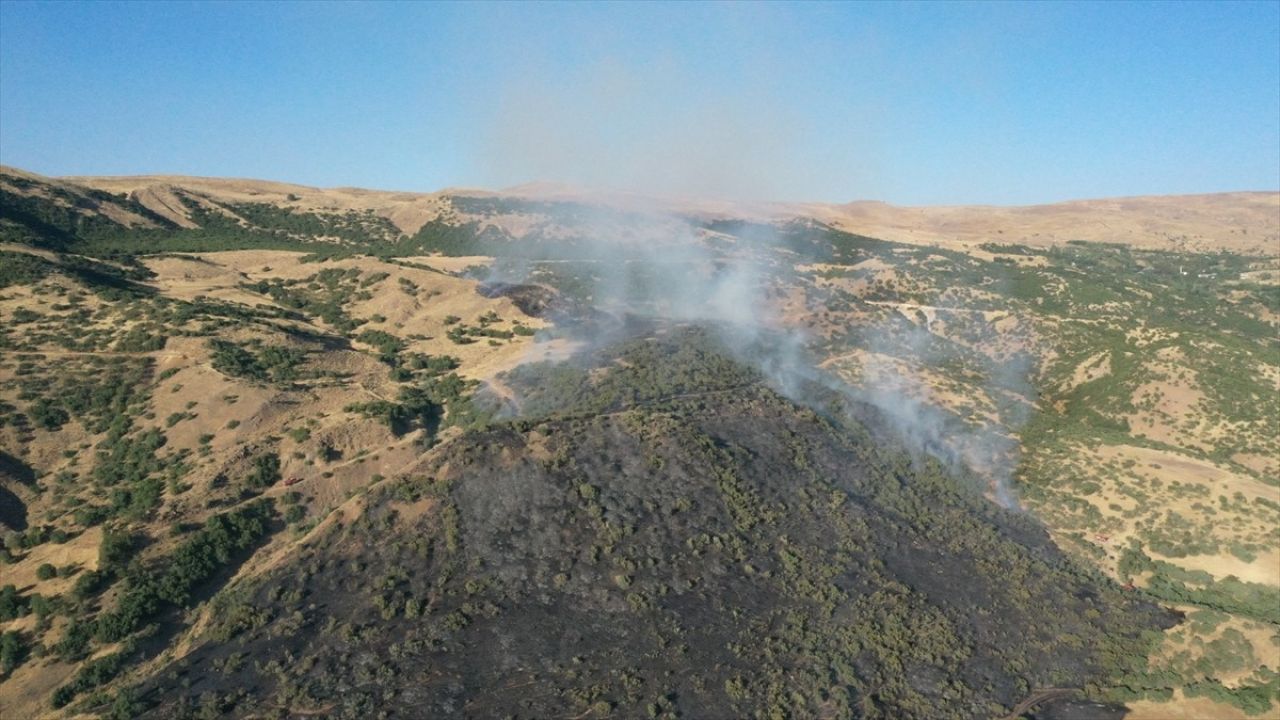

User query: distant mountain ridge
[4,165,1277,256]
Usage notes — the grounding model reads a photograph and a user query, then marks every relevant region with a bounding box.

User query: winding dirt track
[0,349,187,358]
[999,688,1079,720]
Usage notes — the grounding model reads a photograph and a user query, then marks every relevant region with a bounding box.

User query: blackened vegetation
[477,282,559,317]
[503,330,765,419]
[477,281,615,336]
[125,335,1169,720]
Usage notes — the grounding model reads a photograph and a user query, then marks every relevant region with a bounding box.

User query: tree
[0,585,25,621]
[29,398,69,431]
[0,630,26,675]
[99,529,135,571]
[244,453,281,488]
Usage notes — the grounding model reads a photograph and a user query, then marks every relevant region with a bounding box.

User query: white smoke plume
[462,7,1033,507]
[478,200,1033,509]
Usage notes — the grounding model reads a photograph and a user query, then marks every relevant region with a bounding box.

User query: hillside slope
[119,333,1171,720]
[801,193,1280,256]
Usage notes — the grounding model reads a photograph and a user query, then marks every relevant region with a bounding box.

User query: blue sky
[1,1,1277,205]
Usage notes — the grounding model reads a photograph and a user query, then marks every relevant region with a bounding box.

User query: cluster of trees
[1,177,431,258]
[0,182,151,252]
[243,453,281,489]
[346,392,440,437]
[208,339,306,383]
[51,649,131,708]
[18,357,153,438]
[356,329,405,364]
[445,318,516,345]
[0,490,276,709]
[228,202,401,244]
[114,325,167,352]
[346,371,486,436]
[28,397,69,430]
[13,507,255,699]
[389,350,462,383]
[2,524,71,562]
[403,352,460,375]
[94,499,275,644]
[1183,675,1280,716]
[1118,544,1280,624]
[89,427,171,521]
[0,248,152,300]
[243,275,366,332]
[4,176,548,263]
[406,218,512,257]
[0,249,56,287]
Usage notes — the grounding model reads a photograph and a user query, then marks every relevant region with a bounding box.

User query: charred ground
[122,333,1171,720]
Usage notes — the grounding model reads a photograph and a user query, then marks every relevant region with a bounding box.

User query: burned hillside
[121,335,1172,720]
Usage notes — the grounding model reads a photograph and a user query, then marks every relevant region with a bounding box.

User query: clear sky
[1,1,1277,205]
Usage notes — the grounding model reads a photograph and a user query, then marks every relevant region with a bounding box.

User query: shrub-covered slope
[121,336,1170,720]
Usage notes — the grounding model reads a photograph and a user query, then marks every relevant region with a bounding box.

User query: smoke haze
[461,8,1035,507]
[469,5,878,203]
[478,199,1031,507]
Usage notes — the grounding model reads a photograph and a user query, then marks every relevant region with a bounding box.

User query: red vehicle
[283,477,304,487]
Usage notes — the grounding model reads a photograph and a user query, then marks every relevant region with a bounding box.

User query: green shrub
[0,630,26,675]
[244,453,281,488]
[29,398,69,431]
[0,585,26,621]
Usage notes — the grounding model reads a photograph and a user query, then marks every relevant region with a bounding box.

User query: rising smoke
[467,7,1032,507]
[478,199,1033,508]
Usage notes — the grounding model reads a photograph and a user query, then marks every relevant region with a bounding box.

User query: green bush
[0,630,26,675]
[29,398,69,431]
[244,453,281,489]
[0,585,26,621]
